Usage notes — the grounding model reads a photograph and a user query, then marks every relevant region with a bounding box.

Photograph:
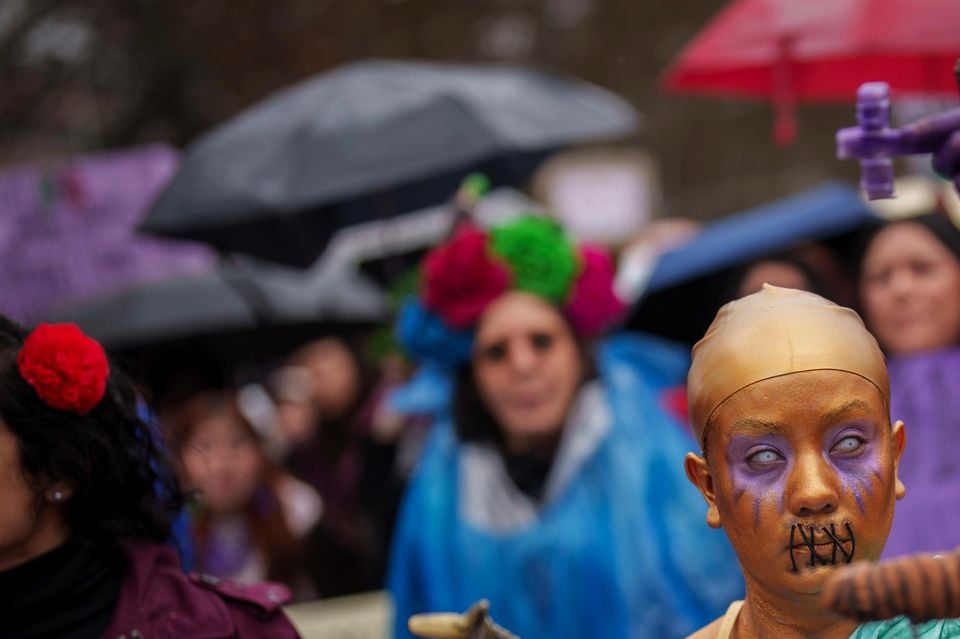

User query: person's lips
[787,522,856,571]
[887,311,930,330]
[789,541,838,552]
[783,527,839,551]
[506,388,550,410]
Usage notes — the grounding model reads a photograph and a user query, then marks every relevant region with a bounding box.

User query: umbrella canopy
[661,0,960,143]
[51,257,386,353]
[627,182,881,345]
[322,186,543,288]
[0,144,214,323]
[141,59,638,266]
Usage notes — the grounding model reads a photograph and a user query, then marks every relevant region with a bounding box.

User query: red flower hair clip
[17,323,109,415]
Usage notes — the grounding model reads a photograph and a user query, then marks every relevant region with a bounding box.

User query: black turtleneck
[0,537,124,639]
[503,451,554,502]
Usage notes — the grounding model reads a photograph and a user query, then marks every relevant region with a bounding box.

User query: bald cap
[688,285,888,445]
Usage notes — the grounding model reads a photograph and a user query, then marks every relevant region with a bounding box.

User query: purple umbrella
[0,144,216,322]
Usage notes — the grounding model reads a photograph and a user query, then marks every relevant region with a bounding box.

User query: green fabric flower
[490,215,579,303]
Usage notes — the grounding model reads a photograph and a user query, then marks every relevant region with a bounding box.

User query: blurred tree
[0,0,859,220]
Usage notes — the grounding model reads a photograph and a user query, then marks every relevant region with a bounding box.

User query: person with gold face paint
[684,284,960,639]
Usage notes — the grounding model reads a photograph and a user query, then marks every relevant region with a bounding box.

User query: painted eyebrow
[820,398,875,427]
[728,398,879,437]
[729,417,789,437]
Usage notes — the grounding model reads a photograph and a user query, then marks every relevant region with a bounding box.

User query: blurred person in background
[726,253,826,301]
[280,337,372,513]
[724,237,859,306]
[270,365,317,449]
[0,319,300,639]
[163,390,321,599]
[857,210,960,558]
[388,216,743,639]
[275,335,414,596]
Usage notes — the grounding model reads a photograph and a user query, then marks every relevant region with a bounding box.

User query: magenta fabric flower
[422,225,510,328]
[564,246,626,336]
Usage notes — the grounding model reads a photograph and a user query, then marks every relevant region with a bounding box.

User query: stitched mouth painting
[789,522,856,572]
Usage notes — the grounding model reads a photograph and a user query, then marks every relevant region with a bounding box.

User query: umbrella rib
[219,262,277,326]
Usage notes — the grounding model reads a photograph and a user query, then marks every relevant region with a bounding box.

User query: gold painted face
[687,370,905,599]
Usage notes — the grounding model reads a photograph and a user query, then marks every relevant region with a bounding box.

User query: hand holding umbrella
[932,122,960,195]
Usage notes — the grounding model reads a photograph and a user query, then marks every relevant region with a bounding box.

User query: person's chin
[505,401,553,425]
[888,323,936,350]
[206,493,249,513]
[502,409,564,440]
[775,554,845,594]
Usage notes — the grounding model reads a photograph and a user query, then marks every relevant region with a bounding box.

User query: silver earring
[52,490,64,502]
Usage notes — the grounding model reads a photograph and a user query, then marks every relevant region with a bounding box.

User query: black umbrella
[51,258,388,399]
[321,186,543,288]
[50,257,386,353]
[140,59,637,266]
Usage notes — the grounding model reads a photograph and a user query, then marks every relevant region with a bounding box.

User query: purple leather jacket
[101,542,302,639]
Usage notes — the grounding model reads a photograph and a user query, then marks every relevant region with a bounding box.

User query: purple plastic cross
[837,82,960,200]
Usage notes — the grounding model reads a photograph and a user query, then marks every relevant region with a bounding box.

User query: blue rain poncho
[388,333,744,639]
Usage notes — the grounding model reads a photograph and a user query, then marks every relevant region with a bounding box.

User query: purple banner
[0,144,215,322]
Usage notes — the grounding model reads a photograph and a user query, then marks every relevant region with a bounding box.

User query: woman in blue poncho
[388,216,743,639]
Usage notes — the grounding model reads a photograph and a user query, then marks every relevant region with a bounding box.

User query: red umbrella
[661,0,960,144]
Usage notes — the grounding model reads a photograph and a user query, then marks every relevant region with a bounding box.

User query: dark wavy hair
[0,316,183,550]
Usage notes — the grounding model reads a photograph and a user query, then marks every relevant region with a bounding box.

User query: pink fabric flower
[564,246,626,336]
[422,225,510,328]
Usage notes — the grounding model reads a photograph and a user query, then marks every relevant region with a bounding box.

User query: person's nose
[886,266,915,298]
[507,338,538,375]
[786,450,840,518]
[206,446,233,475]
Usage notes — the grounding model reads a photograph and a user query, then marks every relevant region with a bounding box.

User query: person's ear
[46,483,74,505]
[891,420,907,500]
[685,452,722,528]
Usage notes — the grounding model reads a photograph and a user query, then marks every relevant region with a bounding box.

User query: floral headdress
[397,215,625,368]
[17,323,110,415]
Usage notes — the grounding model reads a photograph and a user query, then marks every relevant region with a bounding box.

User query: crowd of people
[3,141,960,639]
